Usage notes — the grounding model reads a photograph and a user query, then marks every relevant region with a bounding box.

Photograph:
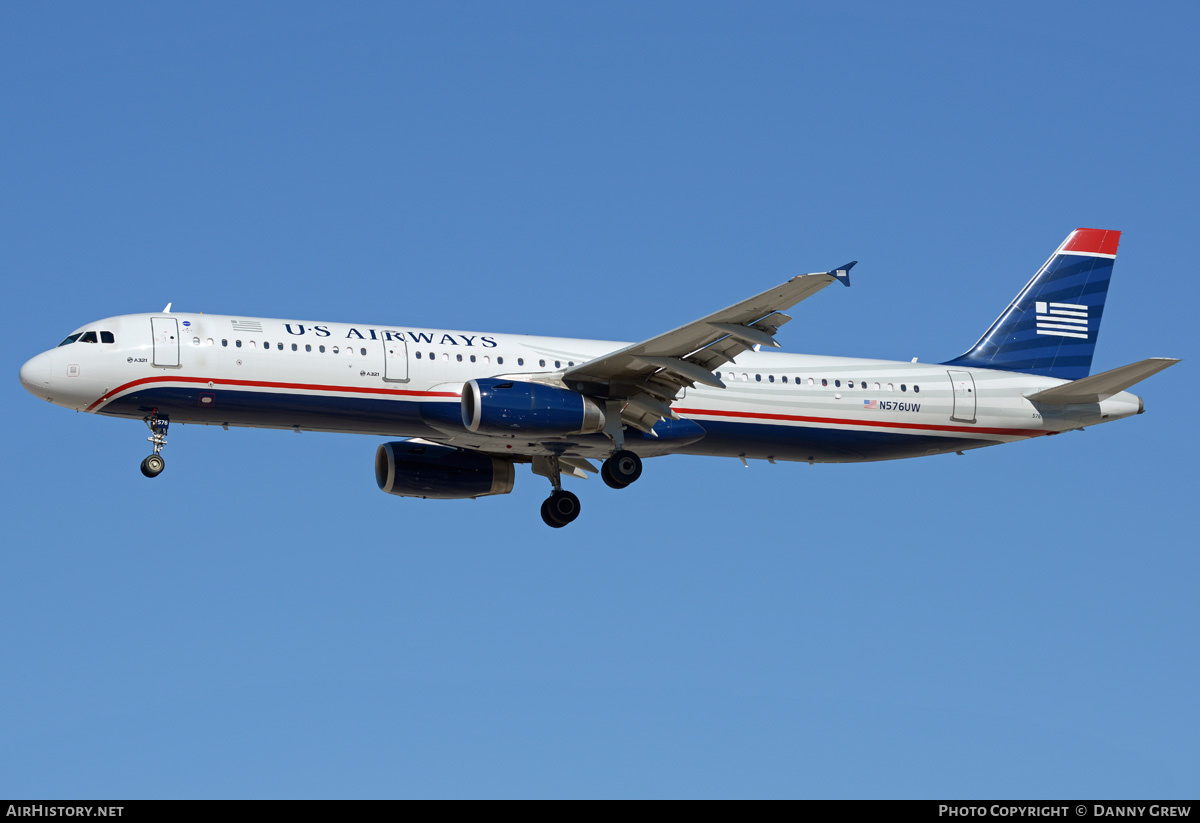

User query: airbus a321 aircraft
[19,228,1178,527]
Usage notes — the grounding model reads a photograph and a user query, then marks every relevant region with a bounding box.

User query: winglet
[829,261,856,287]
[162,302,172,313]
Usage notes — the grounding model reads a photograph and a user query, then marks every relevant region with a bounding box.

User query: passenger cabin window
[101,331,115,343]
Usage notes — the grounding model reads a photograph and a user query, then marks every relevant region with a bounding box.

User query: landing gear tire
[602,450,642,489]
[541,490,580,528]
[140,454,165,478]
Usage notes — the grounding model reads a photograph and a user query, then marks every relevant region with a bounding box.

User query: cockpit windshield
[57,330,115,347]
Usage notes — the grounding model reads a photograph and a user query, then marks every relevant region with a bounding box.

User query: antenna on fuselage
[162,303,172,313]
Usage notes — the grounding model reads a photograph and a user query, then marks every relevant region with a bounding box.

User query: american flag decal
[863,399,878,410]
[1035,301,1088,339]
[231,319,264,333]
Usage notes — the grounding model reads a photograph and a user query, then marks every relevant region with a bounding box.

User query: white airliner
[19,228,1178,527]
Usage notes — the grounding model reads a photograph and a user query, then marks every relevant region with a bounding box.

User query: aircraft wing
[562,263,855,432]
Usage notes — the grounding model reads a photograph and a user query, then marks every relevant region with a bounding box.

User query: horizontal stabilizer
[1026,358,1180,404]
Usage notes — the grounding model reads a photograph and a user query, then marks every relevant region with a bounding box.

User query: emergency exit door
[947,370,976,423]
[383,336,409,382]
[151,317,180,368]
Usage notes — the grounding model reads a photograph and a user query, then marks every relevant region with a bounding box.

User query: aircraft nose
[19,352,52,398]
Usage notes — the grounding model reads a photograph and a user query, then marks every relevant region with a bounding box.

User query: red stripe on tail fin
[1062,228,1120,256]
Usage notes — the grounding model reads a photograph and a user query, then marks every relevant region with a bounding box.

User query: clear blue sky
[2,1,1195,799]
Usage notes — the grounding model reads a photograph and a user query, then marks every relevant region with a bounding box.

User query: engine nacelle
[375,441,515,499]
[461,378,606,436]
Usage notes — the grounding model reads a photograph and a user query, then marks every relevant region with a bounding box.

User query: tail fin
[943,228,1120,380]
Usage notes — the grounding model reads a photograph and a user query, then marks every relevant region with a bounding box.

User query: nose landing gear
[140,412,169,478]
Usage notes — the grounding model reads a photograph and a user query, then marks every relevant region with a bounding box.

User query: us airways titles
[280,324,498,347]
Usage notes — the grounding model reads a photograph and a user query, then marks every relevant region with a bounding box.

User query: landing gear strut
[535,455,581,528]
[140,412,169,478]
[601,450,642,489]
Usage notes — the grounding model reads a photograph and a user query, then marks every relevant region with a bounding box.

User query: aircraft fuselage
[19,311,1142,465]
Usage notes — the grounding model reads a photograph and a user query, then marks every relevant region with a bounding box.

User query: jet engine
[375,441,515,499]
[461,378,606,436]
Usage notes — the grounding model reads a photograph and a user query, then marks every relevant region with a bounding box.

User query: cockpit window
[58,333,82,347]
[100,331,115,343]
[78,331,98,343]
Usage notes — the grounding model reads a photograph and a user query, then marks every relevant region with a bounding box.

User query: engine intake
[462,378,605,436]
[375,441,515,499]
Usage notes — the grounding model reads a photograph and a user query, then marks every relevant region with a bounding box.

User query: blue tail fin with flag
[943,228,1120,380]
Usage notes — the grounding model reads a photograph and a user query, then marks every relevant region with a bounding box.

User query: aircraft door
[948,369,976,423]
[383,335,409,382]
[151,317,180,368]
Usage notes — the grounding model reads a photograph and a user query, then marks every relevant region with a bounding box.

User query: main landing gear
[537,455,582,528]
[140,412,169,478]
[536,450,644,528]
[541,489,581,529]
[601,450,642,489]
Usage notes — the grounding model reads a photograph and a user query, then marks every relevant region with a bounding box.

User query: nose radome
[19,352,52,398]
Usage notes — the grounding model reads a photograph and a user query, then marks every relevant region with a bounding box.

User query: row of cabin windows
[58,331,115,346]
[209,338,576,370]
[417,351,504,365]
[213,338,370,356]
[714,371,921,393]
[413,353,575,369]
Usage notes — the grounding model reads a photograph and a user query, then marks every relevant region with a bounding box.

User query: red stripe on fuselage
[673,406,1045,438]
[86,375,460,412]
[89,377,1045,439]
